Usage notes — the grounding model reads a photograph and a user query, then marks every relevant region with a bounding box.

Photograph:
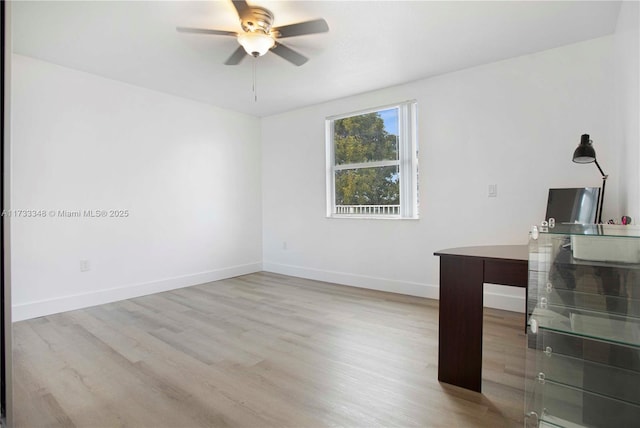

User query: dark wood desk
[434,245,528,392]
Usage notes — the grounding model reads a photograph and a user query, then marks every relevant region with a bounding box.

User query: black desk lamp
[572,134,607,224]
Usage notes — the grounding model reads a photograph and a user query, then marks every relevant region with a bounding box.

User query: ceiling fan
[177,0,329,66]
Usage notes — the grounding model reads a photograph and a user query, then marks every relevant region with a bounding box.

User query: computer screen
[545,187,600,224]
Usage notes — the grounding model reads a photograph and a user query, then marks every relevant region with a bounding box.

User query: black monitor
[545,187,600,224]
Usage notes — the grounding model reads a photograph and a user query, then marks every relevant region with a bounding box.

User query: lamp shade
[237,32,275,57]
[572,134,596,164]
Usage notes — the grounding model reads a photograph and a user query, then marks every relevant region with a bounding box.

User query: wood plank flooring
[13,272,526,427]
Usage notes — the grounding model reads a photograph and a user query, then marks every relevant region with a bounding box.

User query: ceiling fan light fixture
[237,32,275,57]
[177,2,327,66]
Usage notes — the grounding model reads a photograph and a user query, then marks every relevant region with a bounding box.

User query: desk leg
[438,256,484,392]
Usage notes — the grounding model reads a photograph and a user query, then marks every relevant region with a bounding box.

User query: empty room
[2,0,639,427]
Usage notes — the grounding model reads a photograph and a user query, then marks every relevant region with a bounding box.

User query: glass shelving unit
[525,224,640,428]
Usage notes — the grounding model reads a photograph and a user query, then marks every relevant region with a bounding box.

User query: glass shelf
[530,306,640,348]
[539,416,591,428]
[540,224,640,239]
[532,379,640,428]
[544,288,640,319]
[527,225,640,427]
[537,345,640,403]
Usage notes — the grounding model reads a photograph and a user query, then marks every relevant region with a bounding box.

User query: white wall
[3,3,14,424]
[11,55,262,321]
[262,36,617,312]
[614,1,640,221]
[12,32,627,320]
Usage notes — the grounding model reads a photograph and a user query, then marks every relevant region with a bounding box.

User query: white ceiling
[12,1,622,117]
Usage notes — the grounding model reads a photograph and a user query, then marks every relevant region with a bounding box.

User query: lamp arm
[598,176,607,224]
[594,158,608,224]
[594,159,606,178]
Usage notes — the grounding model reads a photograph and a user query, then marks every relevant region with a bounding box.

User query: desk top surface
[434,244,528,262]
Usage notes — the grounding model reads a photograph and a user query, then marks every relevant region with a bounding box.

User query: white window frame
[325,100,419,219]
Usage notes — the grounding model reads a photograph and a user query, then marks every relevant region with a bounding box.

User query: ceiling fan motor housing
[240,6,275,34]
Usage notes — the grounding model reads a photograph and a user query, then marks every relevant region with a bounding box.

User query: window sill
[327,214,419,221]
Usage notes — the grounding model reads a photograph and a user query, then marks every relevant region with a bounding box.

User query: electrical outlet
[282,241,288,250]
[80,260,90,272]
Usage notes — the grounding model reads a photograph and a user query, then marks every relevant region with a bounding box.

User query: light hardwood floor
[13,272,526,427]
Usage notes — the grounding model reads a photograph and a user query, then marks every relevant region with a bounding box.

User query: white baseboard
[14,262,525,322]
[12,262,262,322]
[483,283,526,313]
[263,261,526,313]
[263,261,439,299]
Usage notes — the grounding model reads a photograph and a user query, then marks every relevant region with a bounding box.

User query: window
[326,101,418,218]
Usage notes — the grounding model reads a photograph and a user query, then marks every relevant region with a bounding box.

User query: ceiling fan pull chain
[253,56,258,102]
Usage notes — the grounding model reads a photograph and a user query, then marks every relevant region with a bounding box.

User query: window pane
[334,108,399,165]
[334,166,400,215]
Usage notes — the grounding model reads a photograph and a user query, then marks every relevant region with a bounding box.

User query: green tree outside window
[334,111,399,206]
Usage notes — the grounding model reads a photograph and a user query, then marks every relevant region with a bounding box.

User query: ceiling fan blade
[225,46,247,65]
[231,0,250,19]
[273,18,329,38]
[271,43,308,66]
[176,27,236,37]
